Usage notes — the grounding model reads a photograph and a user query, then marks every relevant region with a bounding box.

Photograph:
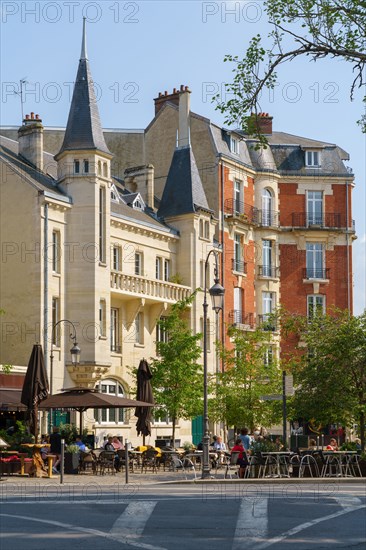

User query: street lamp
[202,250,225,479]
[49,319,80,428]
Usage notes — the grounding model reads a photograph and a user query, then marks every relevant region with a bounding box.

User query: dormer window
[110,184,120,203]
[132,194,145,211]
[74,160,80,174]
[230,136,239,155]
[83,159,89,173]
[134,200,142,210]
[305,150,321,167]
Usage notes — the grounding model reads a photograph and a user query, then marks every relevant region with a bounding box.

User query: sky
[1,0,365,313]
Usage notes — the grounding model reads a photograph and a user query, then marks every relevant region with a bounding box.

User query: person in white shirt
[213,436,226,451]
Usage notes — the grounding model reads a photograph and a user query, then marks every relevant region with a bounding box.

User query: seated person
[275,436,284,451]
[326,438,339,451]
[40,435,50,461]
[112,436,124,451]
[104,435,120,471]
[213,436,226,452]
[74,436,87,452]
[231,438,249,479]
[308,438,317,451]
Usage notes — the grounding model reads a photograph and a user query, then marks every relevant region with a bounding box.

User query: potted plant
[64,444,80,474]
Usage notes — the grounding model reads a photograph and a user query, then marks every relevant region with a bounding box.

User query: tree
[282,309,366,450]
[215,0,366,145]
[210,324,282,432]
[150,294,203,444]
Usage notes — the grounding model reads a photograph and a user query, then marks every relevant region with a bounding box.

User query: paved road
[1,482,365,549]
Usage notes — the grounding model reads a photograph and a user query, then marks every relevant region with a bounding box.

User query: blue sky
[1,1,365,313]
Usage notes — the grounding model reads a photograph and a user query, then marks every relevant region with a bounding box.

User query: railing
[224,199,258,224]
[256,210,279,228]
[292,212,342,229]
[258,265,279,278]
[303,268,330,280]
[232,258,247,274]
[110,344,122,353]
[258,315,277,331]
[110,272,191,302]
[229,310,255,328]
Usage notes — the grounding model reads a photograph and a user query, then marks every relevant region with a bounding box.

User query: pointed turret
[158,87,211,219]
[55,18,111,159]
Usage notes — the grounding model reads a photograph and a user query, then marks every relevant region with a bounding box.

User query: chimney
[154,88,180,115]
[178,85,191,148]
[18,114,44,171]
[251,112,273,135]
[124,164,155,210]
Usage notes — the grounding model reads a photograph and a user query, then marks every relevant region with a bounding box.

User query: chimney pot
[35,114,39,120]
[180,85,184,91]
[164,91,168,96]
[25,114,30,120]
[185,86,189,91]
[173,88,177,94]
[30,112,34,119]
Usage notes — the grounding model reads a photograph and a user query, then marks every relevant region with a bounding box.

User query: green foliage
[210,323,282,431]
[59,423,88,445]
[65,444,80,454]
[214,0,366,144]
[151,293,203,442]
[281,309,366,450]
[340,441,357,451]
[0,420,34,452]
[250,438,277,454]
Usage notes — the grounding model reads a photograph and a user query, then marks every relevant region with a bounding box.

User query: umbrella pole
[143,435,146,446]
[80,410,83,436]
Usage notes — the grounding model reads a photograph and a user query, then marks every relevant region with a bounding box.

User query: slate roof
[111,199,178,235]
[158,145,211,219]
[0,136,69,201]
[56,27,111,158]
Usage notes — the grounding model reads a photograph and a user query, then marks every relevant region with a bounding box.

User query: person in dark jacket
[49,426,61,473]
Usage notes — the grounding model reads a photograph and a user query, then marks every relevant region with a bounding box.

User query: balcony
[258,314,277,332]
[292,213,343,229]
[110,271,191,303]
[224,199,258,224]
[258,265,279,279]
[229,310,255,329]
[232,258,247,274]
[303,268,330,280]
[256,210,279,228]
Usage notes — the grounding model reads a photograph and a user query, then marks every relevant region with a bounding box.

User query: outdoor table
[21,444,53,478]
[321,450,357,477]
[261,452,292,478]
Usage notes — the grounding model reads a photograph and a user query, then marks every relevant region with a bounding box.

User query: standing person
[49,426,61,473]
[239,428,251,451]
[231,438,249,479]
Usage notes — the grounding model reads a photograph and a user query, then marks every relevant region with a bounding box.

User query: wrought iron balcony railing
[232,258,247,274]
[256,210,279,228]
[258,265,279,278]
[229,310,255,328]
[258,315,277,331]
[292,212,342,229]
[303,267,330,280]
[224,199,258,224]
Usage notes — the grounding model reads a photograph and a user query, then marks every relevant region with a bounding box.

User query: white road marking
[0,512,167,550]
[254,504,366,550]
[110,501,157,540]
[333,495,362,509]
[232,498,268,550]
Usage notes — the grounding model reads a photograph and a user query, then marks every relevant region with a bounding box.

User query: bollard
[60,438,65,485]
[125,439,129,484]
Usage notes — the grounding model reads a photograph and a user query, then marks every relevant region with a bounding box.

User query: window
[99,187,106,263]
[83,159,89,173]
[134,312,144,344]
[98,160,102,175]
[234,180,243,214]
[204,221,209,239]
[230,136,239,154]
[110,308,120,352]
[153,408,172,425]
[262,292,275,318]
[156,316,168,344]
[233,233,243,272]
[74,160,80,174]
[156,257,162,279]
[233,287,243,324]
[305,150,321,167]
[307,295,325,318]
[306,243,324,279]
[262,240,272,277]
[103,162,108,177]
[164,259,170,281]
[112,245,121,271]
[99,300,106,337]
[52,297,60,346]
[134,199,142,210]
[135,252,143,275]
[262,188,273,226]
[111,188,119,202]
[264,347,274,367]
[52,230,60,273]
[95,379,125,424]
[307,191,323,226]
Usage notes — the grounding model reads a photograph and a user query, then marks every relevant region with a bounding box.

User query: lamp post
[49,319,81,428]
[202,250,225,479]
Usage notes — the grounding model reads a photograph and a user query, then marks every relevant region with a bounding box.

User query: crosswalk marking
[333,496,362,509]
[232,498,268,550]
[110,501,163,548]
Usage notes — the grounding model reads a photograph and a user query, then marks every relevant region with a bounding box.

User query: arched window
[98,161,102,176]
[204,221,209,239]
[199,219,204,238]
[94,379,125,424]
[262,188,273,226]
[103,162,108,177]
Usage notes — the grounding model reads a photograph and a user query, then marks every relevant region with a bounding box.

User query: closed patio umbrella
[135,359,154,443]
[20,344,49,442]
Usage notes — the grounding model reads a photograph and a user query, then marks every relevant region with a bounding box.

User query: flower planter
[64,452,80,474]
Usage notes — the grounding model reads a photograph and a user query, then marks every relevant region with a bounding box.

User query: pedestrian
[49,426,61,473]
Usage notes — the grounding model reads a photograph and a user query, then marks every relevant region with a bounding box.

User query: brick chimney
[251,112,273,135]
[18,112,44,171]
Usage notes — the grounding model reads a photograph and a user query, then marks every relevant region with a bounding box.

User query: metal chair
[141,449,158,473]
[97,451,116,475]
[78,450,97,474]
[244,454,264,478]
[224,452,240,479]
[299,452,320,478]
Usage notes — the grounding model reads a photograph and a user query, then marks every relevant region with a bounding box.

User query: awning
[0,389,26,411]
